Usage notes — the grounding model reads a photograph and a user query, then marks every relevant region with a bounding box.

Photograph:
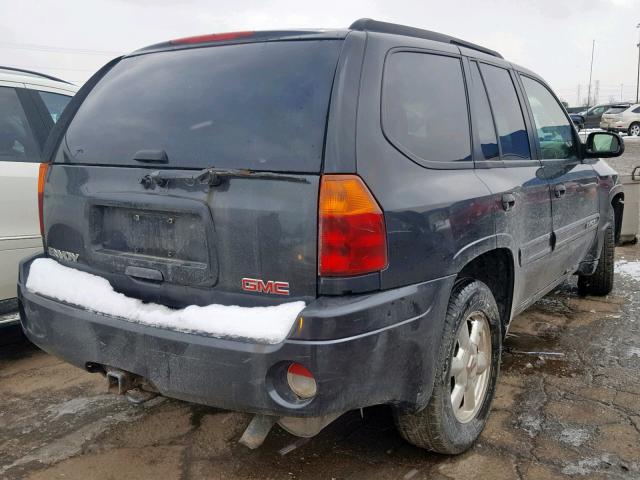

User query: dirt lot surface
[613,135,640,176]
[1,244,639,480]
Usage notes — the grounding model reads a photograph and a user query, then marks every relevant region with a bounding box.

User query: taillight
[318,175,387,277]
[37,163,49,237]
[170,31,254,45]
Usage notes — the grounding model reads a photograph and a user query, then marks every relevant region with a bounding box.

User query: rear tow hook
[105,368,158,404]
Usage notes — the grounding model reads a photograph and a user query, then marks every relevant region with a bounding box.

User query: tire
[578,223,614,296]
[394,279,502,454]
[629,122,640,137]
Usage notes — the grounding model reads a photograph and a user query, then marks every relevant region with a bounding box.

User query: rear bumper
[19,254,453,417]
[600,123,628,133]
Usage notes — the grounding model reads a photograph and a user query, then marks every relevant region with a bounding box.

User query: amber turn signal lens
[37,163,49,237]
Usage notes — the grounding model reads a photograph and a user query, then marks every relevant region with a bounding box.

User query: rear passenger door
[468,61,555,312]
[519,74,599,278]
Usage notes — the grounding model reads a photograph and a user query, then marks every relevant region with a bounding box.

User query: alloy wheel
[449,311,492,423]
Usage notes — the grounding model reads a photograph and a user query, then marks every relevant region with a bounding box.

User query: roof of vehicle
[349,18,503,58]
[0,66,78,94]
[129,18,503,61]
[130,30,348,56]
[594,103,630,108]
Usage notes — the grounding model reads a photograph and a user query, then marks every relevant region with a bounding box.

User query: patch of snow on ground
[26,258,305,344]
[558,427,590,447]
[615,259,640,281]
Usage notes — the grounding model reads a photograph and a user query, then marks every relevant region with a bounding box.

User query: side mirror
[584,131,624,158]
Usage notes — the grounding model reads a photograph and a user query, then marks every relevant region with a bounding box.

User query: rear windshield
[60,40,342,172]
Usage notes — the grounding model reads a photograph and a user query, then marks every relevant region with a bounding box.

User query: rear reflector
[286,363,317,399]
[37,163,49,237]
[170,31,254,45]
[318,175,387,277]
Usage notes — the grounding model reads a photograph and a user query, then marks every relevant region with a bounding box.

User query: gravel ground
[612,135,640,176]
[1,243,639,480]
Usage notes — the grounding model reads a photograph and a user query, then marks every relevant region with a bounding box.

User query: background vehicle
[18,19,624,454]
[601,103,640,135]
[582,103,629,129]
[0,67,77,329]
[569,113,585,131]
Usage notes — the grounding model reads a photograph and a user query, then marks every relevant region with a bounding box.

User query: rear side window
[0,86,39,162]
[468,62,499,160]
[480,64,530,160]
[521,76,576,160]
[382,52,471,165]
[61,40,342,172]
[37,91,72,123]
[606,106,628,114]
[633,106,640,113]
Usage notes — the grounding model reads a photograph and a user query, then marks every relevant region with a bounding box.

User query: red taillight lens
[318,175,387,277]
[170,31,254,45]
[37,163,49,237]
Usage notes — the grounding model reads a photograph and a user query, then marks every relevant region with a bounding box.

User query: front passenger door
[469,61,554,311]
[520,75,599,280]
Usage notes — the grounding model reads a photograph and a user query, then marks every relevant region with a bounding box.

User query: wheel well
[612,193,624,245]
[457,249,514,336]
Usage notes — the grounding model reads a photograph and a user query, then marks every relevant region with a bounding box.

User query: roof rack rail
[0,66,73,85]
[349,18,503,59]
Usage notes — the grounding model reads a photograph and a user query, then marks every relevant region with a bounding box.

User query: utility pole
[636,23,640,103]
[586,40,595,110]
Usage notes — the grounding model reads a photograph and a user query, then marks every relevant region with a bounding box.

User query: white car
[600,104,640,136]
[0,67,77,325]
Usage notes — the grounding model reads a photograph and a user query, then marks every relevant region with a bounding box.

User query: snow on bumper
[25,258,305,344]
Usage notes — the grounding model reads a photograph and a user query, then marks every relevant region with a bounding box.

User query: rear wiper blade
[140,167,309,189]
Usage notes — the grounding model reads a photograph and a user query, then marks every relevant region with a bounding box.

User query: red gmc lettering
[241,278,290,295]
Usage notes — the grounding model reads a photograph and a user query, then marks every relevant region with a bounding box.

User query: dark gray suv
[18,19,625,454]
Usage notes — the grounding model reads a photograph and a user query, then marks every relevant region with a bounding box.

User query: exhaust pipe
[238,412,342,449]
[239,415,277,449]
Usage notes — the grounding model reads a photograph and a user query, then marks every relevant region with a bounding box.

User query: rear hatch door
[44,38,343,306]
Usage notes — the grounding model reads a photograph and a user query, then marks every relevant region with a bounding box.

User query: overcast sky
[1,0,639,105]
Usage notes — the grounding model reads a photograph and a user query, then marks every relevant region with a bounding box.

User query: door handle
[554,183,567,198]
[502,193,516,211]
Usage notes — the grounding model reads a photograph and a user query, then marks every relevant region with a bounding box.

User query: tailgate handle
[125,266,164,282]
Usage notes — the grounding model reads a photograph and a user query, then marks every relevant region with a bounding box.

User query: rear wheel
[578,223,614,296]
[394,279,501,454]
[629,122,640,137]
